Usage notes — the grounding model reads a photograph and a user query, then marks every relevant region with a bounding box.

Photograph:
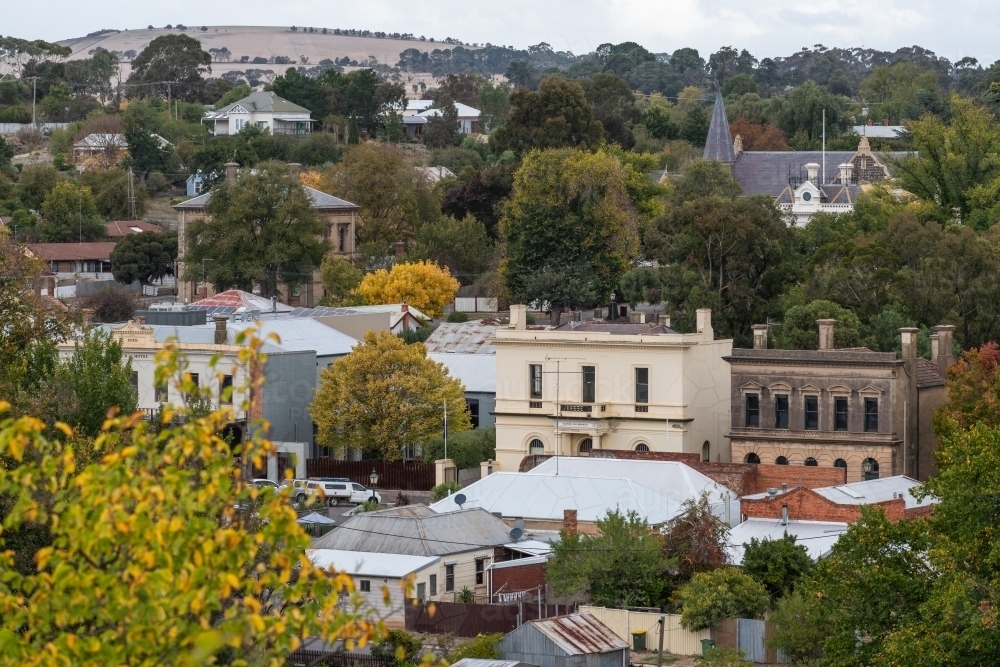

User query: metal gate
[737,618,766,663]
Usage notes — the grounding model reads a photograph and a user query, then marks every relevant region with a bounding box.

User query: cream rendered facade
[493,308,733,472]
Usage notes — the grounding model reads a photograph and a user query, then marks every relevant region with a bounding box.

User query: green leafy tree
[423,98,461,149]
[55,328,137,437]
[110,230,178,286]
[500,148,640,324]
[679,105,710,146]
[676,568,770,630]
[0,135,13,170]
[478,81,511,132]
[740,534,813,599]
[777,300,863,350]
[490,77,604,155]
[79,287,137,323]
[641,105,678,140]
[289,133,343,167]
[580,72,640,148]
[407,214,495,284]
[422,428,496,469]
[123,100,173,181]
[16,164,61,209]
[127,33,212,101]
[441,161,516,239]
[447,633,503,662]
[660,494,731,595]
[215,83,251,107]
[765,590,831,663]
[770,81,847,146]
[310,330,470,460]
[318,253,364,306]
[184,161,327,298]
[38,181,106,242]
[79,168,149,220]
[548,509,669,608]
[371,629,422,667]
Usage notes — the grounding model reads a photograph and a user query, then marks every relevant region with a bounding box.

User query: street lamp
[369,468,379,503]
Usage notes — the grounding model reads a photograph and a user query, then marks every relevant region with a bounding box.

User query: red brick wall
[741,487,907,522]
[491,561,546,595]
[750,464,846,495]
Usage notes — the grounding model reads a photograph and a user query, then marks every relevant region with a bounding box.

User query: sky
[7,0,1000,66]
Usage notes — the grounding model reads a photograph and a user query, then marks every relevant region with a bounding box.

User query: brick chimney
[933,324,955,375]
[752,324,768,350]
[393,241,407,258]
[816,319,835,350]
[213,315,229,345]
[563,509,578,536]
[224,161,239,185]
[629,311,646,324]
[900,327,918,359]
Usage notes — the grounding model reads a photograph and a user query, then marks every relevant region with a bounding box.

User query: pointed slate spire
[703,91,736,163]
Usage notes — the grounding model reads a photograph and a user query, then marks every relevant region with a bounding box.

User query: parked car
[252,479,279,489]
[347,482,381,505]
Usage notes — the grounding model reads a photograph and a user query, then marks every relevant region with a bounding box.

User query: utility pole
[128,168,137,219]
[28,76,39,126]
[544,356,583,470]
[822,108,826,185]
[443,399,448,461]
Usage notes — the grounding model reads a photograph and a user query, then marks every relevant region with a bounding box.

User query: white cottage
[202,91,315,136]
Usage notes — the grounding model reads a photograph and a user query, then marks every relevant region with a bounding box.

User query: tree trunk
[550,305,563,327]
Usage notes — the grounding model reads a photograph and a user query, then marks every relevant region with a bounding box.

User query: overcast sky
[8,0,1000,66]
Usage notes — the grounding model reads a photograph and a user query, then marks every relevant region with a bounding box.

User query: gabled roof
[205,91,311,117]
[28,242,117,261]
[190,289,294,313]
[106,220,163,237]
[311,506,513,556]
[418,102,481,118]
[173,184,358,211]
[525,614,629,654]
[811,475,937,510]
[307,549,439,578]
[703,92,736,163]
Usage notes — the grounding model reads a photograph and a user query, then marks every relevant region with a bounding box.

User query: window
[804,457,818,466]
[582,366,596,403]
[256,120,268,128]
[702,441,710,462]
[476,558,485,585]
[635,443,650,452]
[863,457,880,481]
[745,453,761,464]
[338,225,347,252]
[634,368,649,404]
[189,373,199,388]
[235,118,245,131]
[745,394,760,427]
[804,396,818,430]
[578,438,592,455]
[775,394,789,429]
[445,564,455,592]
[834,458,847,471]
[864,398,878,432]
[529,364,542,399]
[155,384,168,403]
[466,399,480,429]
[429,574,437,595]
[220,375,233,404]
[353,483,365,492]
[131,371,139,396]
[416,582,426,601]
[529,439,544,455]
[776,456,789,465]
[834,397,849,431]
[359,580,371,592]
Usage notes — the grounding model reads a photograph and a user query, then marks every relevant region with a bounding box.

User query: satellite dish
[510,527,523,542]
[454,493,467,507]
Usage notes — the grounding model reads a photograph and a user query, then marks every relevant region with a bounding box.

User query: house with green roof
[203,91,315,136]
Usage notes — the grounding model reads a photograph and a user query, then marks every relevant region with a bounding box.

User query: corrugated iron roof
[173,184,358,210]
[424,320,499,354]
[429,353,496,393]
[190,289,294,313]
[812,475,937,510]
[452,660,532,667]
[728,518,847,564]
[529,613,629,655]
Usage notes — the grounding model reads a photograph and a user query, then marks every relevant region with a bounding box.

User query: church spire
[703,91,736,163]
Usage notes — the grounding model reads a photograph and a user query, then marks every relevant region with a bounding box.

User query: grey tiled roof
[731,151,906,198]
[703,92,736,162]
[207,91,311,116]
[173,185,358,210]
[917,358,945,388]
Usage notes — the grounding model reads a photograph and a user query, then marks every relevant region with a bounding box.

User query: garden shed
[498,613,629,667]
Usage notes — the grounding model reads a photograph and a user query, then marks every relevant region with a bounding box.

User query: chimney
[286,162,302,176]
[752,324,768,350]
[930,333,939,366]
[563,509,578,536]
[134,315,147,326]
[696,308,713,340]
[780,503,788,525]
[805,162,820,183]
[629,311,646,324]
[900,327,918,359]
[867,119,874,126]
[781,482,787,493]
[400,302,409,314]
[816,319,836,350]
[838,163,852,184]
[213,315,229,345]
[393,241,407,258]
[934,324,955,375]
[883,118,889,127]
[663,315,670,328]
[224,161,239,185]
[509,304,527,330]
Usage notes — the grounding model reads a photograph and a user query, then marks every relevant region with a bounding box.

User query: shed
[452,660,536,667]
[498,613,629,667]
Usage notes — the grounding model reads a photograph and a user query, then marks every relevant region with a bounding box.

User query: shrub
[431,481,461,501]
[423,429,496,470]
[80,288,137,323]
[397,326,433,345]
[457,587,475,603]
[676,568,770,630]
[447,310,469,323]
[447,633,504,662]
[370,630,422,667]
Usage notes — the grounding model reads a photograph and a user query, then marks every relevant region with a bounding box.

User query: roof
[405,100,435,112]
[311,506,513,556]
[418,102,481,118]
[728,347,896,364]
[190,290,294,313]
[106,220,162,237]
[228,318,358,357]
[528,457,738,506]
[552,321,678,334]
[403,115,428,125]
[173,185,358,211]
[28,242,117,261]
[307,549,439,578]
[416,166,456,183]
[732,150,906,198]
[704,92,736,162]
[73,133,126,149]
[504,540,554,557]
[206,91,311,117]
[428,472,683,525]
[526,613,629,654]
[811,475,937,510]
[917,358,946,388]
[853,125,907,138]
[424,320,499,354]
[452,660,532,667]
[728,518,847,564]
[429,353,496,393]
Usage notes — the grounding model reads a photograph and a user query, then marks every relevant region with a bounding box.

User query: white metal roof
[429,353,496,393]
[727,518,848,565]
[307,549,439,577]
[228,318,358,357]
[505,539,554,557]
[812,475,937,510]
[428,472,682,525]
[418,102,481,118]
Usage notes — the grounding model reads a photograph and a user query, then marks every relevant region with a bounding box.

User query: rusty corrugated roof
[528,613,628,655]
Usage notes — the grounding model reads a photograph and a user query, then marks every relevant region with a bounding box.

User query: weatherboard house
[202,91,315,135]
[704,91,904,225]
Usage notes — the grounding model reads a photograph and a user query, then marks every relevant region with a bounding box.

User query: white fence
[579,606,710,656]
[0,123,71,135]
[454,296,498,313]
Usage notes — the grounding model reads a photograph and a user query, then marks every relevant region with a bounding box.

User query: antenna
[454,493,466,508]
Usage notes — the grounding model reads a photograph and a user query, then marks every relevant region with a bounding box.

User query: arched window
[702,441,710,462]
[529,439,544,456]
[745,453,761,464]
[578,438,592,455]
[775,456,789,465]
[804,457,818,466]
[862,457,880,481]
[834,458,847,472]
[635,442,650,452]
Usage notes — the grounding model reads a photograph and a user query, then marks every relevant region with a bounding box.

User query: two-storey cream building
[493,306,733,472]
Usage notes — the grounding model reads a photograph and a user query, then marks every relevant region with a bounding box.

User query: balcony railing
[729,427,892,441]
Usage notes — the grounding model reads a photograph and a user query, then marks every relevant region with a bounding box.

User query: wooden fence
[405,600,579,637]
[287,651,393,667]
[306,459,435,490]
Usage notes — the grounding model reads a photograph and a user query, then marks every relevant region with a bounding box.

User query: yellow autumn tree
[0,329,380,665]
[310,330,470,460]
[356,260,460,319]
